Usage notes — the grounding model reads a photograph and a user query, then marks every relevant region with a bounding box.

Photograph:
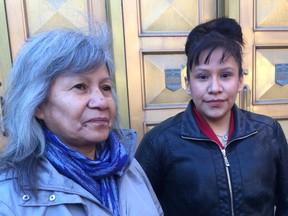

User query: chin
[85,136,108,145]
[206,113,224,121]
[93,132,110,142]
[83,127,110,142]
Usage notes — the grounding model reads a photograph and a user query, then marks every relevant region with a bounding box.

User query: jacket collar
[230,105,258,140]
[181,100,257,140]
[118,129,137,162]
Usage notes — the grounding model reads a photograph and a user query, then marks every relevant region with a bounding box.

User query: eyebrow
[100,77,113,83]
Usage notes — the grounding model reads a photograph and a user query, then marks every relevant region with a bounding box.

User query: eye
[197,74,209,80]
[101,84,111,91]
[101,84,113,96]
[73,83,86,90]
[221,72,232,79]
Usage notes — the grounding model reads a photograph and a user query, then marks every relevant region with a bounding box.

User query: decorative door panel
[139,0,199,34]
[6,0,107,59]
[25,0,90,34]
[240,0,288,139]
[255,0,288,28]
[142,52,189,107]
[123,0,216,142]
[255,48,288,103]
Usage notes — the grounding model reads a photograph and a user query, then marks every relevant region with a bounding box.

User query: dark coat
[136,100,288,216]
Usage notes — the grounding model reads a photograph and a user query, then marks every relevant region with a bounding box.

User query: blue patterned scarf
[44,128,130,216]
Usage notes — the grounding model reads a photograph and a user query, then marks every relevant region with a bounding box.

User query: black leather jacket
[136,100,288,216]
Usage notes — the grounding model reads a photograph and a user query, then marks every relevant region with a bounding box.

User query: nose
[87,89,109,109]
[208,77,222,94]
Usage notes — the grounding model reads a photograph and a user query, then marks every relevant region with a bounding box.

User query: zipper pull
[221,149,230,167]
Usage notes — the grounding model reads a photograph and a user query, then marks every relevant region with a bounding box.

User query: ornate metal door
[240,0,288,138]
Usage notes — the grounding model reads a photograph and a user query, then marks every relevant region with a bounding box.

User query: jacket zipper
[219,133,257,215]
[182,136,236,215]
[182,132,257,216]
[221,148,235,216]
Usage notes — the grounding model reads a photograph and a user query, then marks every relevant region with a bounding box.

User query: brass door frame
[106,0,130,128]
[0,0,11,89]
[0,0,10,146]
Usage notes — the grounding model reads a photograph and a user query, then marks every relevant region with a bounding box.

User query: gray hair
[0,23,120,192]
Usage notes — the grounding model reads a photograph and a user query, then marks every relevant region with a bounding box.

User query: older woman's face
[36,65,115,158]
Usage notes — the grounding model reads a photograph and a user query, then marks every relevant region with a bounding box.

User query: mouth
[206,99,225,107]
[83,117,110,126]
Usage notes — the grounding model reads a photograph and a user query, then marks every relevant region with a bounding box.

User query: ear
[238,75,244,92]
[35,105,44,120]
[185,77,192,95]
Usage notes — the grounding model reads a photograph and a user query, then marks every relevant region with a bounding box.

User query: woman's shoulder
[0,171,21,215]
[120,158,157,190]
[121,158,147,180]
[118,159,164,215]
[0,170,16,190]
[237,107,278,127]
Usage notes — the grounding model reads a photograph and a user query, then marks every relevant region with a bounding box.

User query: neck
[205,111,231,136]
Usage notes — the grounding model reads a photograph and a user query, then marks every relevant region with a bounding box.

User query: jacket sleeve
[135,132,164,197]
[275,121,288,215]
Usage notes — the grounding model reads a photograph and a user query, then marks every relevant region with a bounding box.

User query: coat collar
[181,100,257,140]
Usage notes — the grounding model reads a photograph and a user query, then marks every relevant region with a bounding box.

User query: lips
[206,99,225,107]
[84,117,110,125]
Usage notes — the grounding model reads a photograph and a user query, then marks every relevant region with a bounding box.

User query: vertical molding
[226,0,239,21]
[0,0,10,146]
[105,0,130,128]
[201,0,217,23]
[89,0,107,22]
[217,0,240,21]
[217,0,225,17]
[5,0,27,59]
[0,0,12,88]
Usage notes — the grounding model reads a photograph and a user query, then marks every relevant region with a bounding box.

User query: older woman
[0,25,163,216]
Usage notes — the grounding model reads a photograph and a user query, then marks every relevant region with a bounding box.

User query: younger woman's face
[186,48,243,124]
[36,65,115,159]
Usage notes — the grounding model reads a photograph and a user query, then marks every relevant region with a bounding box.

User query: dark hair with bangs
[185,17,244,81]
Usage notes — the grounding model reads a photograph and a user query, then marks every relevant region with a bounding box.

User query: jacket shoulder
[239,109,279,128]
[119,159,164,215]
[0,173,20,215]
